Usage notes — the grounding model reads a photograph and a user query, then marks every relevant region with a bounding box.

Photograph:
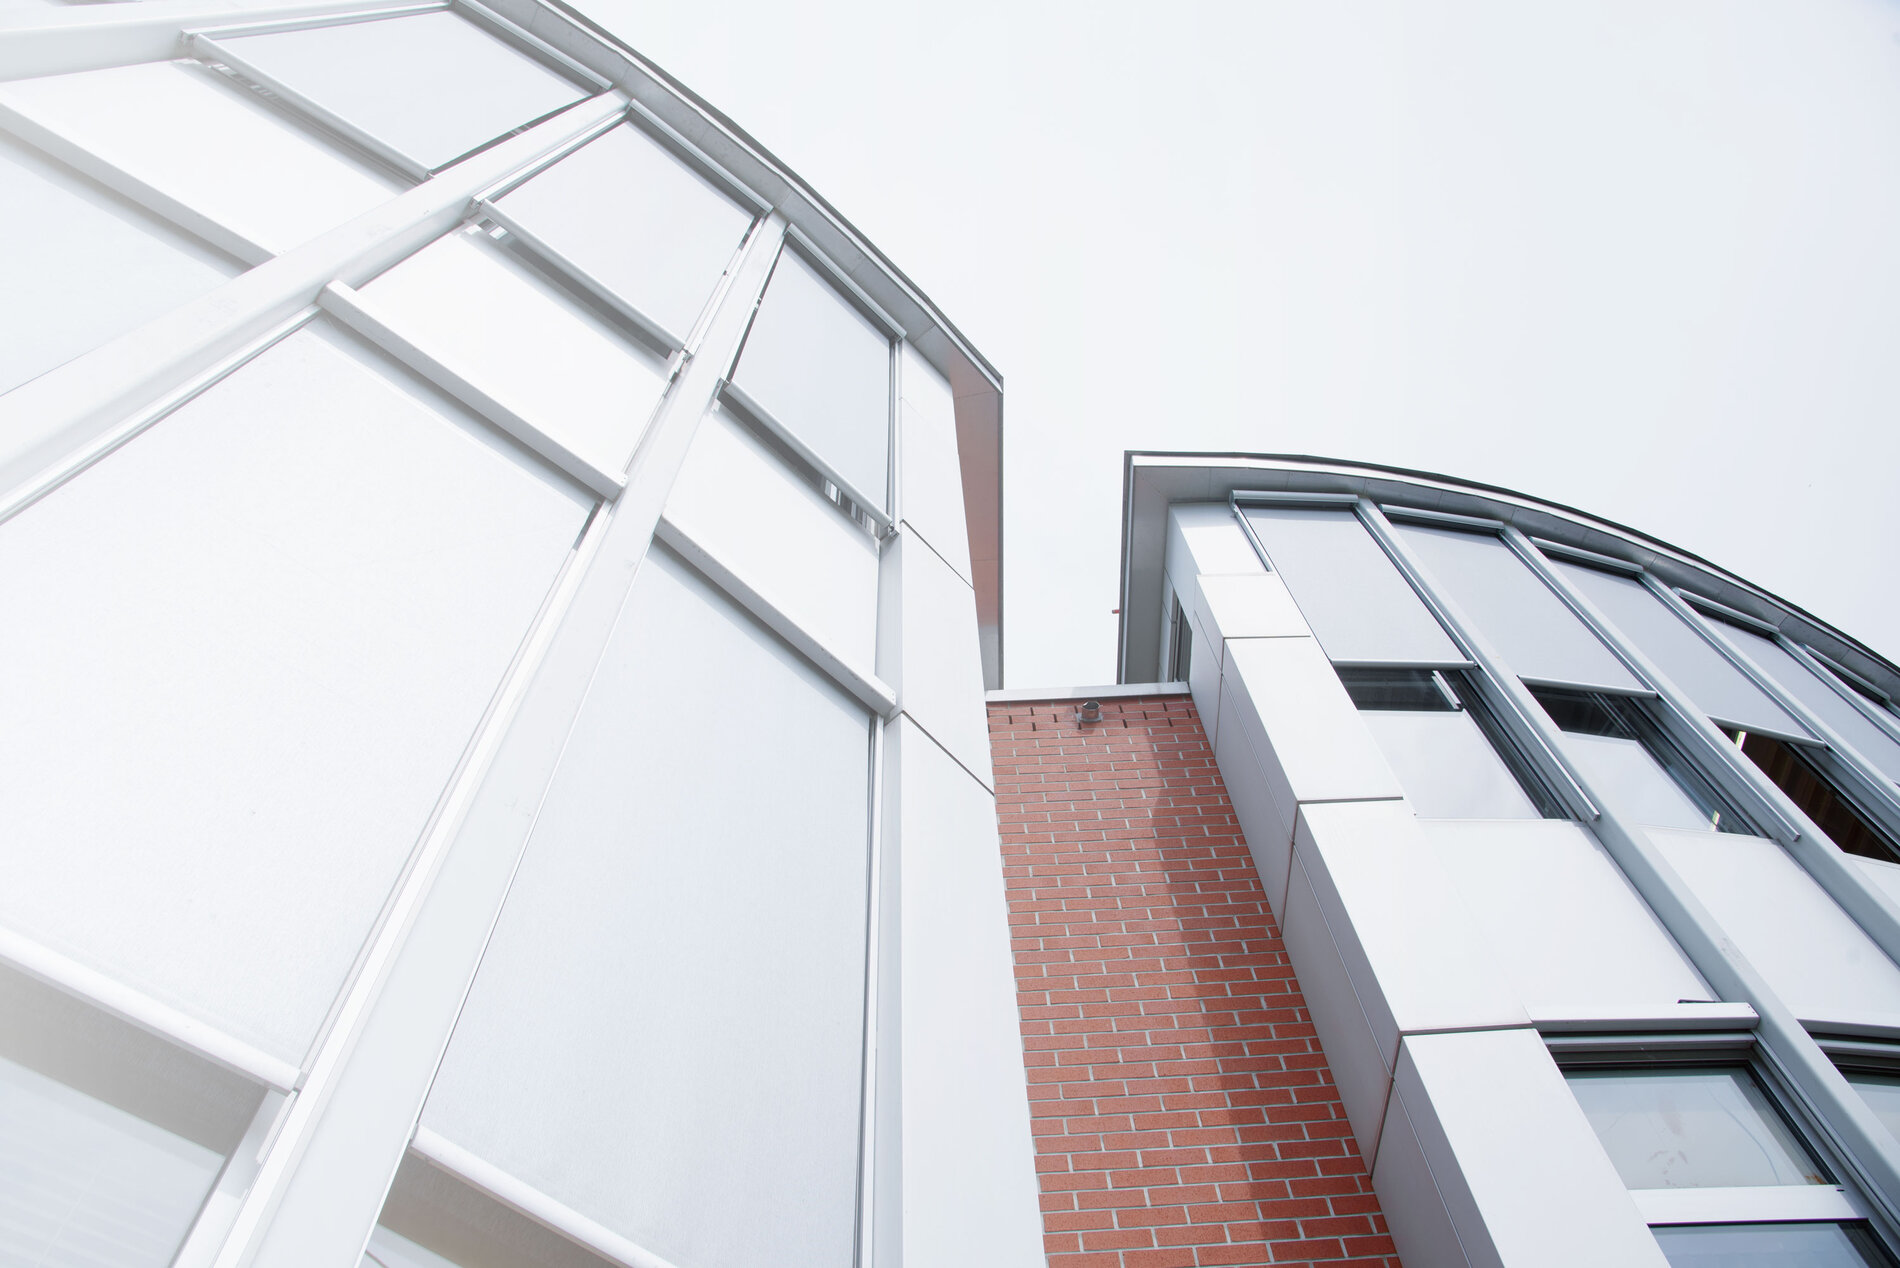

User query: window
[1564,1058,1893,1267]
[1167,593,1194,683]
[1715,621,1900,789]
[1731,730,1900,863]
[1531,687,1748,833]
[1338,667,1561,819]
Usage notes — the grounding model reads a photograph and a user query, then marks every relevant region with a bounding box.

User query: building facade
[0,3,1036,1266]
[1110,452,1900,1267]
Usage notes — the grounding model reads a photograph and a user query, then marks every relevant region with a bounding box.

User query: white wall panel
[1213,672,1295,913]
[1182,580,1221,741]
[1167,502,1266,578]
[1858,857,1900,910]
[1393,1030,1669,1268]
[1370,1091,1475,1268]
[1294,801,1525,1054]
[1194,572,1308,647]
[1650,828,1900,1025]
[496,121,753,343]
[1219,635,1406,810]
[885,534,992,785]
[664,404,878,670]
[0,322,590,1065]
[0,59,399,257]
[359,228,668,484]
[897,344,970,582]
[219,10,586,170]
[422,547,872,1268]
[1419,820,1713,1018]
[893,718,1044,1268]
[0,135,235,397]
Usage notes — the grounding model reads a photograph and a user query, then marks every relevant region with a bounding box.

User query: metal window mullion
[0,92,626,509]
[1353,500,1599,820]
[451,0,610,92]
[1501,526,1801,842]
[1365,512,1900,1235]
[854,714,888,1268]
[717,378,892,533]
[209,212,790,1268]
[0,0,412,80]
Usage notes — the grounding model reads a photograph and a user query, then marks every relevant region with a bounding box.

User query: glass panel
[1653,1223,1893,1268]
[361,227,669,484]
[421,547,870,1268]
[1395,523,1643,692]
[1241,507,1464,665]
[219,10,587,171]
[366,1154,621,1268]
[1537,689,1731,831]
[1341,668,1545,819]
[0,135,236,396]
[1847,1073,1900,1144]
[0,1055,224,1266]
[1555,561,1810,739]
[1739,734,1898,862]
[1567,1069,1826,1188]
[730,247,890,508]
[496,123,754,343]
[1719,623,1900,788]
[0,59,400,256]
[0,321,592,1062]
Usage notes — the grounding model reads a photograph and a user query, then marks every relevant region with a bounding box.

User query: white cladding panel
[664,404,879,669]
[896,719,1044,1268]
[1243,506,1465,666]
[1719,623,1900,785]
[1167,502,1266,578]
[897,345,971,582]
[1649,828,1900,1025]
[1214,667,1295,911]
[1194,572,1308,647]
[0,137,235,397]
[1393,1029,1670,1268]
[893,534,993,785]
[1395,524,1642,692]
[360,228,669,483]
[1360,710,1542,820]
[731,248,891,508]
[219,10,587,170]
[1554,562,1809,738]
[0,60,399,256]
[0,324,589,1063]
[422,547,871,1268]
[1419,820,1713,1016]
[1219,636,1406,807]
[496,122,753,343]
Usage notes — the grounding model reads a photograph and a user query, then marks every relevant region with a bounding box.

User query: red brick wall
[989,693,1401,1268]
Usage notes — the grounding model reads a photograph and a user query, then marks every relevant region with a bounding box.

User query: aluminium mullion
[184,3,446,42]
[187,32,431,180]
[1502,526,1800,841]
[1353,500,1599,821]
[853,714,888,1268]
[474,198,685,356]
[1358,510,1900,1242]
[718,378,892,533]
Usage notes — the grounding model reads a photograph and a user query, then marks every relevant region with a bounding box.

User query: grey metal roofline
[1117,450,1899,705]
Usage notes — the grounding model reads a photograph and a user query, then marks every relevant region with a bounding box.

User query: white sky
[584,0,1900,687]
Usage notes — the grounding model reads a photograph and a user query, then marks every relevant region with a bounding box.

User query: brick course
[989,693,1401,1268]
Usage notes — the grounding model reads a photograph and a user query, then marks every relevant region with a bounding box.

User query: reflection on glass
[0,1055,224,1265]
[1845,1073,1900,1145]
[1736,732,1899,862]
[1652,1223,1894,1267]
[1567,1069,1826,1189]
[1534,688,1740,832]
[1719,622,1900,790]
[1339,668,1546,819]
[219,10,586,170]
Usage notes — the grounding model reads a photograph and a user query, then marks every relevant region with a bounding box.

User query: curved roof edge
[1117,450,1897,705]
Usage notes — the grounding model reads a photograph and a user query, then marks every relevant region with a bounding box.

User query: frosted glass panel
[1556,562,1809,739]
[0,322,591,1063]
[1397,523,1642,692]
[0,1056,224,1267]
[1847,1074,1900,1144]
[1558,732,1718,830]
[220,10,587,170]
[1242,507,1464,665]
[664,404,879,668]
[423,548,870,1268]
[730,247,890,508]
[362,228,669,484]
[1568,1069,1824,1188]
[1721,624,1900,787]
[423,551,870,1268]
[0,136,234,396]
[1653,1223,1890,1267]
[497,123,753,343]
[1361,711,1541,819]
[0,59,400,256]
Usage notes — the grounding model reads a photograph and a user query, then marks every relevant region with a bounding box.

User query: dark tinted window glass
[1739,733,1898,863]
